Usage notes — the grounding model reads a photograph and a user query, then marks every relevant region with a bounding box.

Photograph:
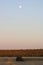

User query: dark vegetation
[0,49,43,57]
[16,56,24,61]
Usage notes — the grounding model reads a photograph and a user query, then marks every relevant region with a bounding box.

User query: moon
[19,5,22,9]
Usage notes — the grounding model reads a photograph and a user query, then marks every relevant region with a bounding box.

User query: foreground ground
[0,57,43,65]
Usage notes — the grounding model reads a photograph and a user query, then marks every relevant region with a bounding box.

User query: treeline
[0,49,43,57]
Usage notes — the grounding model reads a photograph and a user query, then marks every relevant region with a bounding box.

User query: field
[0,49,43,57]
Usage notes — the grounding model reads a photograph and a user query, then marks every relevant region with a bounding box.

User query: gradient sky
[0,0,43,49]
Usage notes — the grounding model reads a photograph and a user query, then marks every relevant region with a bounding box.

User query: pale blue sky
[0,0,43,49]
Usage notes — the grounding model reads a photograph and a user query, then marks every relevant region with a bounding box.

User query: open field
[0,49,43,57]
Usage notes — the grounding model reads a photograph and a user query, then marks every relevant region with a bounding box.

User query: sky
[0,0,43,49]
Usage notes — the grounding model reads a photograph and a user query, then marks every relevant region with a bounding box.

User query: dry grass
[0,49,43,57]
